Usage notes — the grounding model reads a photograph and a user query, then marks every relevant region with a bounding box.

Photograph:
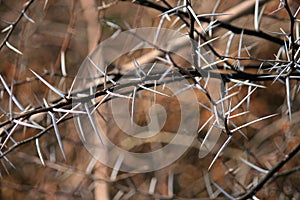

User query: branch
[238,142,300,199]
[0,0,35,52]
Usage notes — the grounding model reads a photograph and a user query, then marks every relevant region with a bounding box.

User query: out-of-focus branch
[54,0,77,70]
[79,1,106,199]
[80,0,102,52]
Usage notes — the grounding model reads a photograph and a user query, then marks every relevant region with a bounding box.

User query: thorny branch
[0,0,35,53]
[1,0,300,199]
[126,0,290,47]
[238,142,300,200]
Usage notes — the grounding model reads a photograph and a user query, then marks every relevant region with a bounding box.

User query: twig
[238,142,300,199]
[0,0,35,51]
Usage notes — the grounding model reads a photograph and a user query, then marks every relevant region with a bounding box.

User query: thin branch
[238,142,300,199]
[0,0,35,51]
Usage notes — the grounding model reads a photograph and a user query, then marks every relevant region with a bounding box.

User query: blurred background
[0,0,300,199]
